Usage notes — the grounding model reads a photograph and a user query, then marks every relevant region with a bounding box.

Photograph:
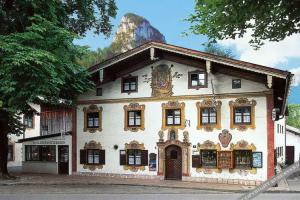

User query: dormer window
[188,70,207,89]
[122,76,138,93]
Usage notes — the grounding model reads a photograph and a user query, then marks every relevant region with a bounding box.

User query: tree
[204,43,235,59]
[0,0,117,178]
[287,104,300,129]
[187,0,300,48]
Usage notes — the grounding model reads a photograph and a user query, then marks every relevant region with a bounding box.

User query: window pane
[167,117,173,125]
[174,110,181,115]
[243,115,251,123]
[135,118,141,126]
[93,119,99,127]
[210,116,216,123]
[129,118,135,126]
[174,116,181,124]
[128,155,135,165]
[130,83,136,90]
[202,116,209,124]
[128,111,135,118]
[198,73,205,80]
[124,83,130,91]
[88,119,94,127]
[88,153,94,164]
[94,151,99,164]
[201,150,217,167]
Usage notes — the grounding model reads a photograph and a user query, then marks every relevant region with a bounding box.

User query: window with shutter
[99,150,105,165]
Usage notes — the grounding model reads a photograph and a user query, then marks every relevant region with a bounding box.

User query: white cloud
[290,67,300,86]
[219,33,300,68]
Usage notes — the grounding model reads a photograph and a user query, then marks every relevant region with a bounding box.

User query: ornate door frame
[157,140,191,178]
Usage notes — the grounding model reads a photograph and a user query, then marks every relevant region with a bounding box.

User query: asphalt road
[0,184,299,200]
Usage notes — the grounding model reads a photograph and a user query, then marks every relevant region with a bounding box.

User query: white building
[286,125,300,165]
[74,42,293,185]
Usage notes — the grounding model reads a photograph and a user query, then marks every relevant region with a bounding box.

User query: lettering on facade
[32,140,66,145]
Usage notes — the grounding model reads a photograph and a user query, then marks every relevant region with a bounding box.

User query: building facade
[286,125,300,165]
[74,42,293,185]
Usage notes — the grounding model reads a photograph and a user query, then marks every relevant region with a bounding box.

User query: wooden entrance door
[165,145,182,180]
[58,145,69,174]
[286,146,295,165]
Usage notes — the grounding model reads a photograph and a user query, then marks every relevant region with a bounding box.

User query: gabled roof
[87,41,293,117]
[286,125,300,136]
[88,41,290,79]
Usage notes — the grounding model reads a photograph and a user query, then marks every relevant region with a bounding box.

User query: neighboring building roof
[18,132,71,143]
[286,125,300,136]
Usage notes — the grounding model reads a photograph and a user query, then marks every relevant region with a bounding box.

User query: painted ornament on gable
[151,64,173,97]
[218,129,232,148]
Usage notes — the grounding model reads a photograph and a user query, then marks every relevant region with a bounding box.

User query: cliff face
[111,13,166,53]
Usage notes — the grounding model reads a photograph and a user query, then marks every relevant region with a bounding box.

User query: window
[88,149,100,164]
[127,149,142,166]
[24,114,34,128]
[166,109,181,126]
[201,107,217,125]
[188,71,207,89]
[7,145,13,161]
[229,98,256,130]
[96,88,102,96]
[87,112,99,128]
[201,150,217,168]
[232,79,241,89]
[234,106,251,124]
[83,105,102,132]
[122,76,138,93]
[128,111,141,127]
[234,150,252,169]
[80,147,105,166]
[25,145,56,162]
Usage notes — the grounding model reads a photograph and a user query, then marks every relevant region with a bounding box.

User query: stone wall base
[182,176,262,186]
[74,172,263,186]
[74,172,163,180]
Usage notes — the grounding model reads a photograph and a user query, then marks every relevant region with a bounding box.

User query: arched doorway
[165,145,182,180]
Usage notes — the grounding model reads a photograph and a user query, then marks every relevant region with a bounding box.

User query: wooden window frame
[165,109,181,126]
[120,140,148,172]
[200,149,217,168]
[233,106,252,125]
[229,98,256,131]
[188,70,208,89]
[196,140,221,173]
[83,105,103,133]
[233,150,253,169]
[232,79,241,89]
[80,141,105,171]
[127,149,142,166]
[25,145,56,162]
[230,140,257,174]
[124,103,145,132]
[24,113,34,129]
[162,101,185,130]
[121,75,138,94]
[196,99,222,132]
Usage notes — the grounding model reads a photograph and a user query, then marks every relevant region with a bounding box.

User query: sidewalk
[0,173,294,193]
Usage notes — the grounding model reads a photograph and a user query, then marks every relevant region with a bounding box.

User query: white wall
[274,118,286,164]
[76,60,270,181]
[286,129,300,162]
[8,104,41,171]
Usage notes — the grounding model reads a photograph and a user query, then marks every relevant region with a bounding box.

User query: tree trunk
[0,109,10,178]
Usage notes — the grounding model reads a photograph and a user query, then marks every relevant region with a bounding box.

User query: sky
[74,0,300,103]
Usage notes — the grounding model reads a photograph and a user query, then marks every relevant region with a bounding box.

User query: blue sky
[75,0,300,103]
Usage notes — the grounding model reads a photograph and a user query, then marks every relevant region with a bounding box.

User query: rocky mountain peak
[111,13,166,53]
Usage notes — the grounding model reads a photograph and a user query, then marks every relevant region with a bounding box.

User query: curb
[0,181,299,193]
